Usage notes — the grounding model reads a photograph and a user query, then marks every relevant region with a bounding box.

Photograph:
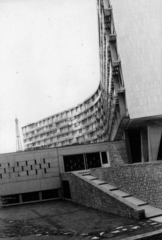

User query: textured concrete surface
[91,162,162,209]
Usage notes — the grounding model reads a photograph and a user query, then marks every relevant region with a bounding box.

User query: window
[101,152,108,164]
[63,154,85,172]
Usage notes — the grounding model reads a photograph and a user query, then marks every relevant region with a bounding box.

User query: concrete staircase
[78,170,162,223]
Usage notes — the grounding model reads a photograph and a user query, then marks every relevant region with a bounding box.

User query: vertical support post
[83,153,87,170]
[39,191,42,201]
[141,128,148,163]
[19,194,22,204]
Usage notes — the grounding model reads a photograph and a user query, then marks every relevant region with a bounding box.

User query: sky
[0,0,100,153]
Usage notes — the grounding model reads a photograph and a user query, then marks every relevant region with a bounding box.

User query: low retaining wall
[61,172,145,220]
[91,161,162,209]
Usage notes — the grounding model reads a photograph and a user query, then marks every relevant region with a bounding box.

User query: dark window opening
[2,194,19,205]
[157,134,162,160]
[101,152,108,164]
[86,152,101,169]
[22,192,39,202]
[42,189,59,200]
[128,129,141,163]
[62,181,71,199]
[63,154,85,172]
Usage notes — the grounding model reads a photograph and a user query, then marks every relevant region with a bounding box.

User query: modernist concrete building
[22,0,162,164]
[2,0,162,222]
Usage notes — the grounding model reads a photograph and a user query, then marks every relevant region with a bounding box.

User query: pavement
[0,200,162,240]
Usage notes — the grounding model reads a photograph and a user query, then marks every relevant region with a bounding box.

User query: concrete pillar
[118,92,126,118]
[39,191,42,201]
[141,128,148,162]
[147,121,162,161]
[124,130,132,164]
[58,189,63,199]
[19,194,22,203]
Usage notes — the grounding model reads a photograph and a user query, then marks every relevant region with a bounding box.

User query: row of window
[26,130,102,148]
[23,98,103,139]
[22,89,101,134]
[2,189,60,205]
[63,151,108,172]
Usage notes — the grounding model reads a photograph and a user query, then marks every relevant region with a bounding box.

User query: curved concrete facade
[22,0,127,150]
[22,84,109,150]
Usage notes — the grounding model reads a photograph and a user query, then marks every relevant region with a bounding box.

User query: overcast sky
[0,0,100,153]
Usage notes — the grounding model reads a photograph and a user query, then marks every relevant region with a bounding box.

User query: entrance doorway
[62,180,71,200]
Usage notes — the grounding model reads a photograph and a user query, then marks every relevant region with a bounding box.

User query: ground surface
[0,200,162,240]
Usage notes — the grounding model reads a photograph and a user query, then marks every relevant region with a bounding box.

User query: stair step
[151,216,162,223]
[83,175,98,180]
[81,173,91,176]
[100,183,119,191]
[111,189,131,198]
[124,196,148,206]
[138,205,162,218]
[92,179,107,185]
[79,171,90,174]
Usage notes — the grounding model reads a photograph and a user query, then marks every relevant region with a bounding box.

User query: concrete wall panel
[111,0,162,119]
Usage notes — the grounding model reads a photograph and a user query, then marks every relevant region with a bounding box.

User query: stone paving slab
[0,200,162,240]
[124,196,147,206]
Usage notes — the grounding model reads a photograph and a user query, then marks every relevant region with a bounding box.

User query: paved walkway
[0,200,162,240]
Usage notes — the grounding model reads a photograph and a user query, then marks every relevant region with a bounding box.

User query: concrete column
[147,121,162,161]
[118,92,126,118]
[124,130,132,164]
[19,194,22,203]
[39,191,42,201]
[141,128,148,162]
[58,189,63,199]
